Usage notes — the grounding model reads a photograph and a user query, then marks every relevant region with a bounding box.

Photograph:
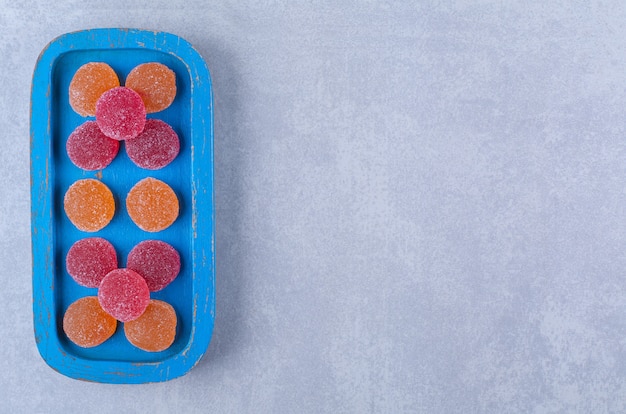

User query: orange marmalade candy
[124,300,177,352]
[127,240,180,292]
[63,296,117,348]
[69,62,120,117]
[126,178,179,232]
[125,62,176,113]
[64,179,115,232]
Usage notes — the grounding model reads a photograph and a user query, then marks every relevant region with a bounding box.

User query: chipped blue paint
[31,29,214,383]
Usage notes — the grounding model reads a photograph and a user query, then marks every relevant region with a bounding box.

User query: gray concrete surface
[2,1,626,412]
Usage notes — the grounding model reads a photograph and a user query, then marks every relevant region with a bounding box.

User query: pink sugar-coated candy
[66,121,120,170]
[127,240,181,292]
[125,119,180,170]
[95,87,146,141]
[98,268,150,322]
[66,238,118,288]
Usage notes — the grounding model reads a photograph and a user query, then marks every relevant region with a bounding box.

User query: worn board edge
[30,28,215,384]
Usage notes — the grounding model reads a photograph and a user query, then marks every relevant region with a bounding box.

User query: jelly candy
[66,238,117,288]
[98,268,150,322]
[69,62,120,117]
[125,62,176,113]
[63,296,117,348]
[127,240,180,291]
[66,121,119,170]
[125,119,180,170]
[124,300,177,352]
[126,178,179,232]
[95,87,146,141]
[64,179,115,232]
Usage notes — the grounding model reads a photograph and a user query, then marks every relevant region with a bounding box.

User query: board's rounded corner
[33,330,73,381]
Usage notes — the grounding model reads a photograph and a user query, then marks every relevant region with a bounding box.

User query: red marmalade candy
[127,240,180,292]
[66,238,117,288]
[66,121,120,170]
[98,268,150,322]
[125,119,180,170]
[95,87,146,141]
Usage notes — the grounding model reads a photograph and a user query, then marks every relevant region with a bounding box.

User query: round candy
[66,121,120,170]
[69,62,120,117]
[98,268,150,322]
[63,296,117,348]
[125,119,180,170]
[125,62,176,113]
[95,87,146,141]
[124,300,177,352]
[127,240,180,291]
[126,178,179,232]
[64,179,115,232]
[66,238,117,288]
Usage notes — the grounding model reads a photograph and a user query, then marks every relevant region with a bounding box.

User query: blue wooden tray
[30,29,214,383]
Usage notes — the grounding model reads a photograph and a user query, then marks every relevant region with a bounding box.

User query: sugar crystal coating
[126,178,179,232]
[125,119,180,170]
[63,296,117,348]
[98,268,150,322]
[127,240,180,291]
[66,121,120,170]
[66,238,117,288]
[69,62,120,117]
[124,300,177,352]
[64,179,115,232]
[125,62,176,113]
[95,87,146,141]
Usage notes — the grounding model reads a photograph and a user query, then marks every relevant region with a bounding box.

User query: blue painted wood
[31,29,214,383]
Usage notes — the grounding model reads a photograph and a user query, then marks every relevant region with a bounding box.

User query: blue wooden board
[30,29,215,383]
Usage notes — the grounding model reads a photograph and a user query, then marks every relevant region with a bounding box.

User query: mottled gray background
[2,1,626,413]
